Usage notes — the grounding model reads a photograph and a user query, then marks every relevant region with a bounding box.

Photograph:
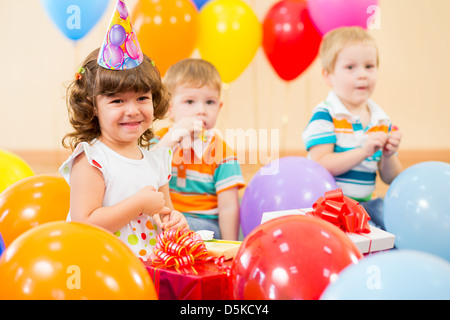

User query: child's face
[95,90,154,146]
[169,83,222,130]
[324,44,378,109]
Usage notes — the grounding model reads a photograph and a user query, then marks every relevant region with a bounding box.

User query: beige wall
[2,0,450,156]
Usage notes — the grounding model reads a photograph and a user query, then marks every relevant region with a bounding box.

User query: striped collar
[325,91,390,123]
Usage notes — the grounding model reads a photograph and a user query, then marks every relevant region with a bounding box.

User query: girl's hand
[154,209,189,231]
[138,186,172,217]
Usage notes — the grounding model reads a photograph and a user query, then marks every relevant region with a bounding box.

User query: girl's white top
[59,139,173,261]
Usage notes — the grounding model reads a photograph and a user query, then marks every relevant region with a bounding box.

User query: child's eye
[366,64,375,69]
[186,99,195,105]
[346,65,354,70]
[138,96,150,101]
[111,99,123,104]
[206,100,217,105]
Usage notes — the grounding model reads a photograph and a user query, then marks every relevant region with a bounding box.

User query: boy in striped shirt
[152,59,245,240]
[302,27,403,229]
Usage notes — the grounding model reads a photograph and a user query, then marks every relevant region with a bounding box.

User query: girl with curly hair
[59,40,188,260]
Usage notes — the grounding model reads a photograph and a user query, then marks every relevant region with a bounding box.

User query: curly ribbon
[310,189,371,233]
[152,228,230,275]
[212,255,232,277]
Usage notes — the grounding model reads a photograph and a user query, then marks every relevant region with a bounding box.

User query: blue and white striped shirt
[302,91,393,201]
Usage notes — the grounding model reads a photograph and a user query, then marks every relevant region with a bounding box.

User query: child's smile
[119,120,144,129]
[96,90,154,148]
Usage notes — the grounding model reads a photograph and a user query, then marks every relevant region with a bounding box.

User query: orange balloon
[0,221,157,300]
[0,174,69,247]
[132,0,199,76]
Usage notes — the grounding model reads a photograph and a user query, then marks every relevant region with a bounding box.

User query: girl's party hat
[97,0,143,70]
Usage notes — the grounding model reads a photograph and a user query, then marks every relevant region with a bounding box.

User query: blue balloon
[384,161,450,261]
[123,57,139,70]
[193,0,211,10]
[41,0,109,41]
[0,232,5,257]
[321,250,450,300]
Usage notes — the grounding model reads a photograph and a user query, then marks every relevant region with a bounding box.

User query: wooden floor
[10,149,450,198]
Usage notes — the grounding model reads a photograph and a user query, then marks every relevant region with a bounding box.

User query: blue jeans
[184,214,222,239]
[360,197,386,230]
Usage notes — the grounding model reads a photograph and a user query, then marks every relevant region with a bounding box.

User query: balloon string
[281,83,291,152]
[252,46,259,158]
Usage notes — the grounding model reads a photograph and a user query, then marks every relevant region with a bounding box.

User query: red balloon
[262,0,322,81]
[231,215,362,300]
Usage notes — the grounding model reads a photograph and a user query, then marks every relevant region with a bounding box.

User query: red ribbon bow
[152,228,210,274]
[310,189,371,233]
[151,228,232,275]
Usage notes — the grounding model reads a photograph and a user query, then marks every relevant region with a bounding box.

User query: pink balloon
[103,44,124,69]
[117,0,129,20]
[307,0,379,35]
[125,33,141,60]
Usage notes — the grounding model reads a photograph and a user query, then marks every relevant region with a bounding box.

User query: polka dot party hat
[97,0,143,70]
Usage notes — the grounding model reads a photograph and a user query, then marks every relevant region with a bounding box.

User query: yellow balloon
[197,0,261,83]
[0,150,34,194]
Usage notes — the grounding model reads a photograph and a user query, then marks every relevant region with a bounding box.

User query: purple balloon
[103,44,124,69]
[240,157,337,237]
[109,24,126,47]
[117,0,129,20]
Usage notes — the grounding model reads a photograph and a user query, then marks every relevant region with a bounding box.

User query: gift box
[144,229,237,300]
[144,259,233,300]
[261,208,395,254]
[204,240,241,260]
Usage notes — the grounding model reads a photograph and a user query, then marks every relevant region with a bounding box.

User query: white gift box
[261,209,395,254]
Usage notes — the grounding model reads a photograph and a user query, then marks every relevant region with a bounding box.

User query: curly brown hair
[62,48,170,150]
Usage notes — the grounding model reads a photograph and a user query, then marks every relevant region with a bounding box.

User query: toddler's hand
[383,130,402,158]
[362,131,388,157]
[138,186,171,217]
[169,118,203,151]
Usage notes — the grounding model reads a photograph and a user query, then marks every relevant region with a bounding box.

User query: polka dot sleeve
[59,142,106,185]
[154,147,173,188]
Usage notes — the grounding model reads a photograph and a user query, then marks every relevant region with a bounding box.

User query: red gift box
[144,228,234,300]
[144,260,233,300]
